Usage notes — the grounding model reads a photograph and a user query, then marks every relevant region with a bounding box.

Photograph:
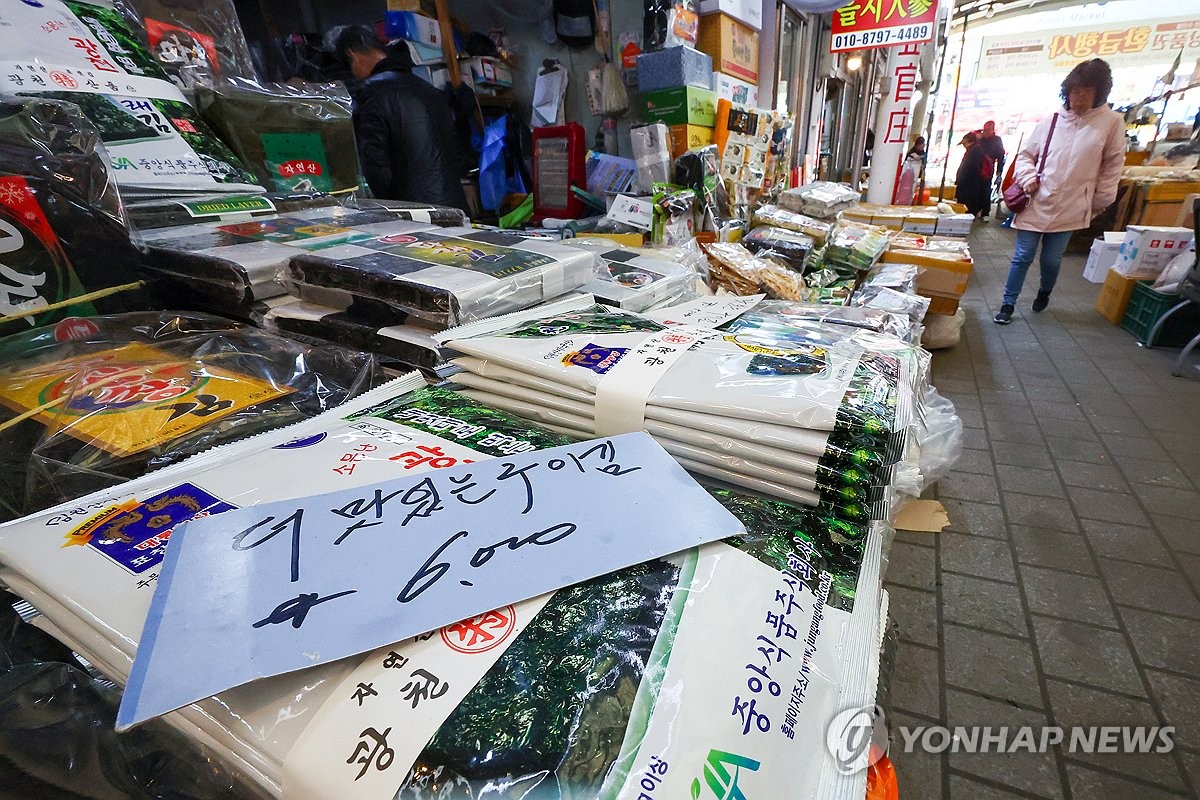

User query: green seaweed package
[196,78,362,194]
[0,0,261,197]
[0,375,882,800]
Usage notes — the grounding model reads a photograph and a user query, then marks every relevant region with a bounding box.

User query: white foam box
[1114,225,1195,279]
[902,214,938,235]
[1083,232,1124,283]
[714,71,758,107]
[935,214,974,236]
[698,0,762,30]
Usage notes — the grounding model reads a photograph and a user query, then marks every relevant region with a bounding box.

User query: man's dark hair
[332,25,384,66]
[1060,59,1113,109]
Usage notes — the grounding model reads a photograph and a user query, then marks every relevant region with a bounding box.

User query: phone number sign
[831,0,938,53]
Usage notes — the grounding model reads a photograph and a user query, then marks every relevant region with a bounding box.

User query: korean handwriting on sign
[231,438,642,635]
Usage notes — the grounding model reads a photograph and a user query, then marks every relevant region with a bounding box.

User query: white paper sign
[118,432,743,730]
[607,194,655,231]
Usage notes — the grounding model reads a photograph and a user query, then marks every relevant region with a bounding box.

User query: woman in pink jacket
[994,59,1126,324]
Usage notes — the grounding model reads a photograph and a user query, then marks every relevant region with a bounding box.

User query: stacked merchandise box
[638,51,716,160]
[1083,232,1124,283]
[1112,225,1194,280]
[697,12,759,84]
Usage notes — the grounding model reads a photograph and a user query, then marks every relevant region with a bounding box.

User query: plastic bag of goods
[117,0,258,88]
[195,78,362,194]
[0,311,378,520]
[138,205,470,318]
[742,225,815,271]
[706,242,809,301]
[1152,248,1196,294]
[751,204,833,244]
[0,0,262,197]
[287,224,596,327]
[0,94,149,336]
[0,374,886,800]
[779,182,861,219]
[562,237,700,311]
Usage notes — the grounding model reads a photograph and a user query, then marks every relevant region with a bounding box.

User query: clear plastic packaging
[1152,249,1196,294]
[651,184,696,245]
[0,376,885,800]
[563,237,700,311]
[263,300,443,373]
[706,242,809,301]
[743,225,816,271]
[287,225,597,326]
[824,222,892,272]
[751,204,833,244]
[0,0,263,198]
[117,0,259,88]
[0,94,149,336]
[0,311,378,520]
[672,144,730,233]
[779,182,862,219]
[195,77,360,193]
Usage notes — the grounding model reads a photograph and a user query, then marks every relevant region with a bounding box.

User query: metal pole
[917,9,952,203]
[849,53,879,189]
[937,11,969,202]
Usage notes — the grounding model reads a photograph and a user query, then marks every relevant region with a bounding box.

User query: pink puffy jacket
[1012,104,1126,233]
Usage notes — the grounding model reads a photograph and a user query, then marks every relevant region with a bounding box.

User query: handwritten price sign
[118,432,742,729]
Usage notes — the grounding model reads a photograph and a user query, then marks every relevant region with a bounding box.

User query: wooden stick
[0,364,156,435]
[0,281,145,327]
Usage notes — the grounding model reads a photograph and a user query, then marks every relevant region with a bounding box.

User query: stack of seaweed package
[0,372,891,800]
[439,295,931,520]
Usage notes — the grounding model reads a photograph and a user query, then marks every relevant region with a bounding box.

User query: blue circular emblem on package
[273,432,328,449]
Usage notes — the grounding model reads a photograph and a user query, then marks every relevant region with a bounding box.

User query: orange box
[697,13,758,83]
[1095,268,1140,324]
[667,123,714,158]
[920,293,960,316]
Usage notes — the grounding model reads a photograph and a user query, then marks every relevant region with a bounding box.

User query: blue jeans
[1002,229,1073,306]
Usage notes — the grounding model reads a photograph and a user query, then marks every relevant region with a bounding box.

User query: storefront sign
[979,16,1200,78]
[830,0,938,53]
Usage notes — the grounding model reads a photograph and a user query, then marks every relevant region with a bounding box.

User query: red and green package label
[0,176,91,331]
[261,132,333,192]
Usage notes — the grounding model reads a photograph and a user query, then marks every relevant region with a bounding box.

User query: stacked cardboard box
[637,46,717,160]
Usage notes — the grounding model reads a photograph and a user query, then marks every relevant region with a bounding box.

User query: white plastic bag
[1152,248,1196,294]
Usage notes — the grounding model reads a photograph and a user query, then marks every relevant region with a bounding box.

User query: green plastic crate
[1120,280,1200,346]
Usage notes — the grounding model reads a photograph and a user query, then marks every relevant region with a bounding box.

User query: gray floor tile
[1146,670,1200,746]
[1152,514,1200,556]
[942,498,1009,540]
[988,421,1048,446]
[1029,400,1087,422]
[888,585,939,648]
[1001,492,1080,533]
[941,532,1017,583]
[1047,680,1186,791]
[942,572,1028,638]
[1130,483,1200,521]
[888,711,945,798]
[947,774,1041,800]
[1081,520,1175,568]
[945,689,1062,798]
[1021,565,1118,628]
[938,471,1002,504]
[954,448,997,476]
[1101,433,1172,461]
[981,402,1034,425]
[1096,559,1200,619]
[1010,526,1095,574]
[1054,459,1128,492]
[891,641,941,717]
[943,624,1043,707]
[1087,414,1152,437]
[1117,456,1197,490]
[1118,606,1200,679]
[1065,763,1189,800]
[887,540,938,591]
[1033,616,1145,696]
[995,465,1066,498]
[1065,486,1151,527]
[991,441,1056,470]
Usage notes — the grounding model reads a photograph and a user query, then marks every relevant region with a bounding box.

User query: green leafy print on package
[64,1,171,80]
[396,560,681,797]
[150,98,260,186]
[348,386,574,456]
[710,487,867,611]
[494,307,664,339]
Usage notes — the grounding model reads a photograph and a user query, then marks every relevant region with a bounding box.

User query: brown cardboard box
[667,124,715,158]
[923,294,961,316]
[915,259,974,297]
[697,13,759,83]
[1095,268,1140,324]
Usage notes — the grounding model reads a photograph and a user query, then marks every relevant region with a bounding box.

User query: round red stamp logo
[440,605,518,654]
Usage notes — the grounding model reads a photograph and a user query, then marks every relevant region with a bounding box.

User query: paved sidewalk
[885,219,1200,799]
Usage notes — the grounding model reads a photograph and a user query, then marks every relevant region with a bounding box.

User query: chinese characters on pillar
[882,43,923,145]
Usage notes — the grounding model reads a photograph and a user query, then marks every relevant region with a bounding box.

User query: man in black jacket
[333,26,468,211]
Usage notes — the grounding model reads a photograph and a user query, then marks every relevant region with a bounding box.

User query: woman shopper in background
[994,59,1125,324]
